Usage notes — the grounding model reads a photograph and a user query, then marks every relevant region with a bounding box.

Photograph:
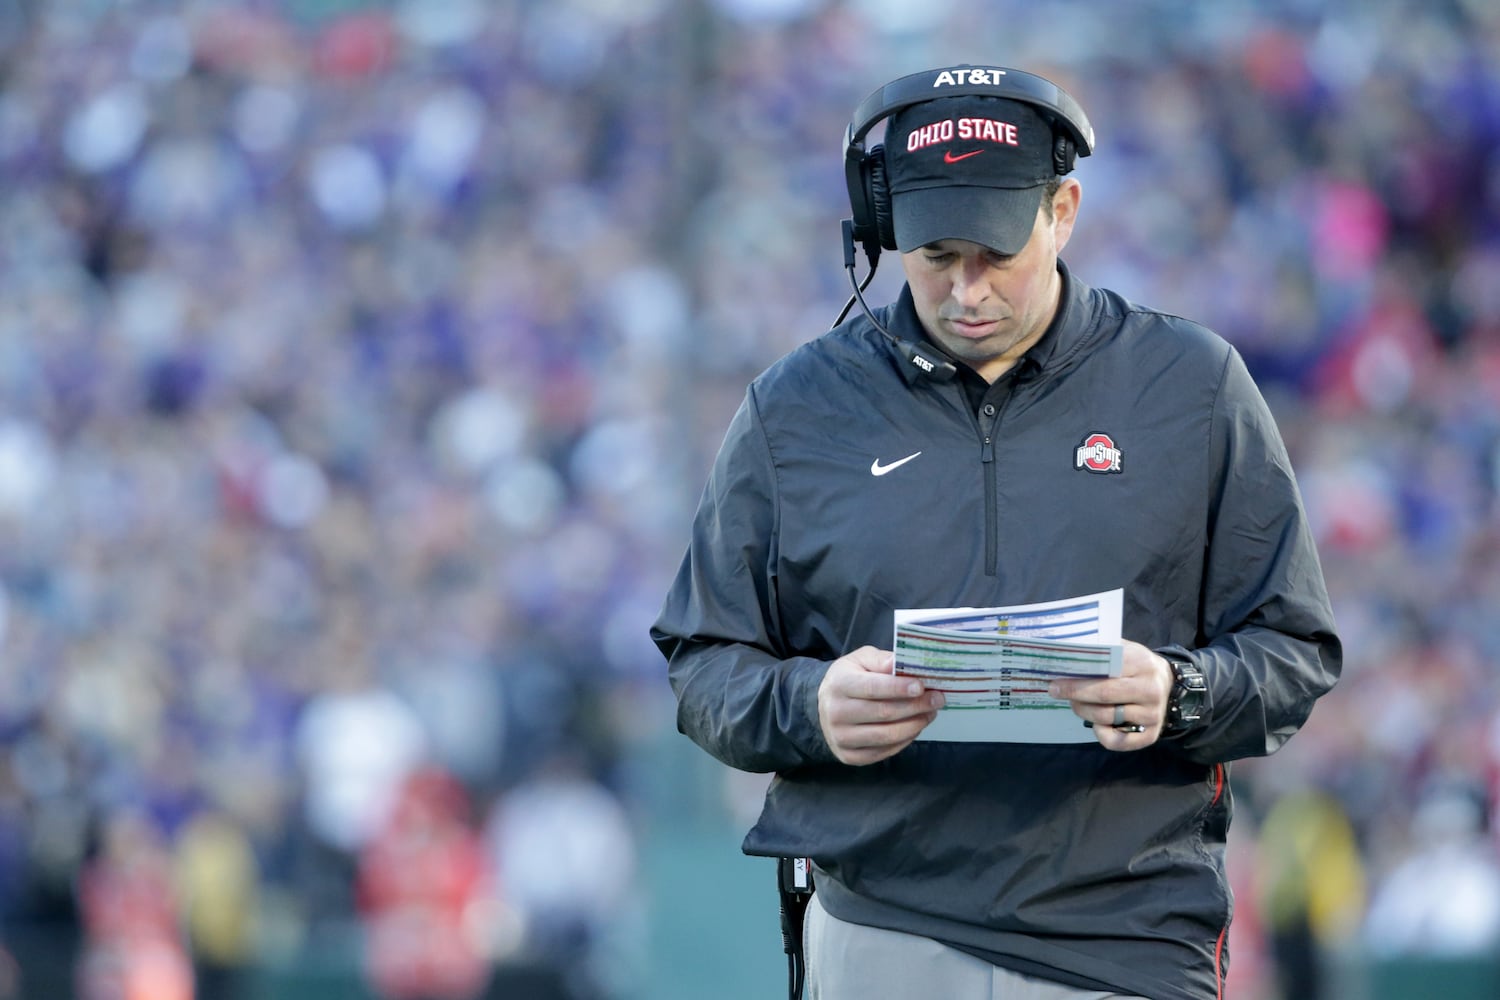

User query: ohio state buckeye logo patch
[1074,433,1123,474]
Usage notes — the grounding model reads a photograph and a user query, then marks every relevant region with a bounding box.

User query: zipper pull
[980,402,998,462]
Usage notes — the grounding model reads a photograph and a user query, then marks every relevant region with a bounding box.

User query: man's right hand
[818,646,944,766]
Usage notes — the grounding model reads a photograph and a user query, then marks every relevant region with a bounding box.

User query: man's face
[899,180,1080,383]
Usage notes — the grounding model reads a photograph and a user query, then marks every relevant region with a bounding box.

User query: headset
[834,66,1096,380]
[844,65,1096,263]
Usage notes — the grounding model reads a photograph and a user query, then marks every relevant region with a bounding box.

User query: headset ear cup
[1053,134,1076,176]
[866,146,897,251]
[846,148,877,253]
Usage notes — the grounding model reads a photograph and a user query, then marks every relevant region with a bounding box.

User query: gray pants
[804,894,1149,1000]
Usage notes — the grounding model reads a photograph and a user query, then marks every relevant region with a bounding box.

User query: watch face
[1169,663,1207,726]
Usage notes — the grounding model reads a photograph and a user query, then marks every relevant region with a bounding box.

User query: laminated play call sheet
[893,589,1124,743]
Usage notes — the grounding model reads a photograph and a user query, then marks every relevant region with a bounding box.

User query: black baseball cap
[884,95,1058,254]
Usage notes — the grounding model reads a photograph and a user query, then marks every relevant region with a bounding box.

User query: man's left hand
[1048,640,1174,751]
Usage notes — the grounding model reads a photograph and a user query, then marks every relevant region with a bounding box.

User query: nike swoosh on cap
[870,452,922,476]
[943,150,984,163]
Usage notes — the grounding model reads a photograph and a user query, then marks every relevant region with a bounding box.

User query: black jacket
[652,263,1341,1000]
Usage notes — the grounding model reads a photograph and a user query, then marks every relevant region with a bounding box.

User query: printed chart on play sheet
[893,589,1124,743]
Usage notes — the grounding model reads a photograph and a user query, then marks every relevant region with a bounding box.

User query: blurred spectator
[1364,783,1500,957]
[175,808,260,1000]
[75,810,193,1000]
[1254,788,1367,1000]
[484,752,637,1000]
[294,655,427,858]
[356,767,494,1000]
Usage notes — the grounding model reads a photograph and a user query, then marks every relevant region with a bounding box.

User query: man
[652,65,1340,1000]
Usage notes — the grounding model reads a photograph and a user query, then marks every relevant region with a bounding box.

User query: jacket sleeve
[1163,348,1342,763]
[650,387,836,773]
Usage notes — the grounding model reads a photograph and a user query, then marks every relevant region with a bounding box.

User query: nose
[951,257,991,309]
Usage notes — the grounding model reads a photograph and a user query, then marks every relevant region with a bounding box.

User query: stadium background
[0,0,1497,998]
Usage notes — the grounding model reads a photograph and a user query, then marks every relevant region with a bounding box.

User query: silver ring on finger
[1112,704,1126,727]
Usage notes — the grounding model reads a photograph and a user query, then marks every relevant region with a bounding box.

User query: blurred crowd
[0,0,1496,998]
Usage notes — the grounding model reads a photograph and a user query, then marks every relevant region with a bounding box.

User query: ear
[1051,178,1082,253]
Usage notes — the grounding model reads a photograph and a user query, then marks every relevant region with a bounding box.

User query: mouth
[945,317,1001,340]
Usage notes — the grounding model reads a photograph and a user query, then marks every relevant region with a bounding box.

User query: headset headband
[843,65,1095,159]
